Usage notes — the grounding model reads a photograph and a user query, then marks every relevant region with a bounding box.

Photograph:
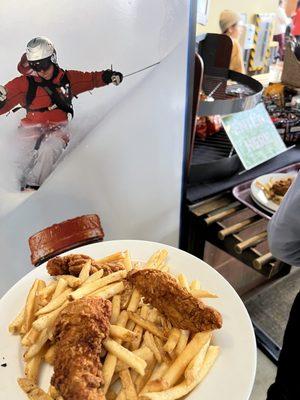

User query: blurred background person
[219,10,245,74]
[273,0,291,60]
[292,0,300,40]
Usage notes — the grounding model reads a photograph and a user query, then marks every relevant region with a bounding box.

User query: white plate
[0,240,256,400]
[250,192,275,215]
[251,172,296,213]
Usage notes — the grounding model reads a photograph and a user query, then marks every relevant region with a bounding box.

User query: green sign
[222,103,287,170]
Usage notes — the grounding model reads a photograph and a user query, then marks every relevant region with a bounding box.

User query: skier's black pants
[267,291,300,400]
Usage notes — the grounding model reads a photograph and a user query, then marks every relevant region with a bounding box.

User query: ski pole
[123,61,161,78]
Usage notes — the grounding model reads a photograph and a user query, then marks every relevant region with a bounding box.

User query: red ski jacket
[0,66,107,126]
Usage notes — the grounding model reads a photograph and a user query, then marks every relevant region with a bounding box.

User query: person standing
[274,0,291,60]
[266,172,300,400]
[219,10,245,74]
[0,36,123,191]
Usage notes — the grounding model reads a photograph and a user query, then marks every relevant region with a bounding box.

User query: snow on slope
[0,1,190,295]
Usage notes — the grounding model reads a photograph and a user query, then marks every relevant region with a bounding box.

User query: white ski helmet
[26,36,57,63]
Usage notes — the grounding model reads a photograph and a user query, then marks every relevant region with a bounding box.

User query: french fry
[78,259,91,282]
[93,281,125,299]
[32,301,69,332]
[145,249,168,270]
[70,270,127,300]
[104,338,147,376]
[9,306,25,334]
[163,328,181,354]
[103,353,118,394]
[126,319,136,334]
[127,289,141,312]
[37,281,57,297]
[140,346,219,400]
[128,312,167,340]
[184,338,211,384]
[115,346,154,372]
[119,369,138,400]
[158,332,212,390]
[123,250,132,271]
[21,327,40,347]
[120,285,134,310]
[190,289,218,298]
[147,308,159,323]
[48,385,61,399]
[144,331,162,363]
[159,316,172,331]
[84,268,104,284]
[123,286,142,334]
[111,295,121,324]
[142,361,170,393]
[103,311,129,394]
[24,345,47,383]
[21,280,46,346]
[135,356,156,394]
[153,336,171,363]
[174,330,189,356]
[24,328,51,360]
[35,288,72,316]
[130,305,148,350]
[95,251,126,264]
[44,344,56,365]
[34,281,46,311]
[54,275,82,288]
[177,274,189,291]
[189,280,200,290]
[18,377,52,400]
[109,325,138,342]
[22,280,41,334]
[52,278,68,299]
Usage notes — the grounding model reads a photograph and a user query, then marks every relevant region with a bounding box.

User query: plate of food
[251,173,296,213]
[0,240,256,400]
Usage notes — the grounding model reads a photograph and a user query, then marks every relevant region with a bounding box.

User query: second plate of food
[251,172,296,213]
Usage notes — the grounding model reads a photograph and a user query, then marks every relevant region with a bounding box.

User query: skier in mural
[0,36,123,191]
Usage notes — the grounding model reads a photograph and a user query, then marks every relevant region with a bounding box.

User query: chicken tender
[51,297,111,400]
[47,254,125,277]
[128,269,222,332]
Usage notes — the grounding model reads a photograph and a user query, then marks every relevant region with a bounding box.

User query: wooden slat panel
[189,193,232,217]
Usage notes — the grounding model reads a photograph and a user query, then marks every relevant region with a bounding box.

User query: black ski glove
[102,70,123,86]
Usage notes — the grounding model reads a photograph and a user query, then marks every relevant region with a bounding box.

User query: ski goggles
[28,57,53,72]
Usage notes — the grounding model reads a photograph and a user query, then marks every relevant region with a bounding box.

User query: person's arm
[0,76,27,115]
[268,173,300,267]
[66,69,123,96]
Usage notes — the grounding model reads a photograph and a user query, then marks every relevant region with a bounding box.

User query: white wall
[0,1,191,295]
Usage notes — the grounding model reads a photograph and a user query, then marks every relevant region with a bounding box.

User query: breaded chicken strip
[47,254,125,277]
[128,269,222,332]
[51,297,111,400]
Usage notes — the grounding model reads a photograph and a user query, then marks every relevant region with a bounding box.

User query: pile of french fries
[10,249,220,400]
[255,177,293,205]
